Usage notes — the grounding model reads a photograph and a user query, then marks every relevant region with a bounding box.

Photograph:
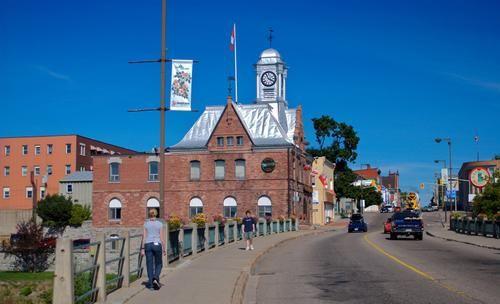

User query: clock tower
[255,48,288,129]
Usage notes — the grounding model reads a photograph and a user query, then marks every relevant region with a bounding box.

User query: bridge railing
[450,218,500,238]
[53,218,298,303]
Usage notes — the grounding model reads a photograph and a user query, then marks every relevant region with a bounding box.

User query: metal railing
[53,219,298,303]
[450,218,500,238]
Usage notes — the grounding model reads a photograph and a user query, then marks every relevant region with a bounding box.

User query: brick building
[0,135,135,211]
[92,48,313,227]
[458,158,499,211]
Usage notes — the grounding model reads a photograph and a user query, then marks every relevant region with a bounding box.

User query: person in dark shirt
[242,210,256,250]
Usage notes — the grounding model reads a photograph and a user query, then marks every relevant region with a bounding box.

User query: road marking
[363,234,475,301]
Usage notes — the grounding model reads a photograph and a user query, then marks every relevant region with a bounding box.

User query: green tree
[36,194,73,233]
[473,171,500,219]
[69,204,92,227]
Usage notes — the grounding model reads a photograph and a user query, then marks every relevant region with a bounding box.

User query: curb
[231,228,338,304]
[425,231,500,251]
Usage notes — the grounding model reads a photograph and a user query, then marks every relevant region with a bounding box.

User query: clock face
[469,167,490,188]
[261,71,277,87]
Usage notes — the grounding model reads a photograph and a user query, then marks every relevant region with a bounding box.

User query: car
[421,206,432,212]
[390,210,424,240]
[348,214,367,233]
[383,218,392,234]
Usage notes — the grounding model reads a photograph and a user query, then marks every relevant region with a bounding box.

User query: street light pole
[159,0,167,219]
[435,137,453,222]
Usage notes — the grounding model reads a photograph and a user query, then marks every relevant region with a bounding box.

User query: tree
[3,220,55,272]
[307,115,361,198]
[36,194,73,233]
[69,204,92,227]
[473,171,500,219]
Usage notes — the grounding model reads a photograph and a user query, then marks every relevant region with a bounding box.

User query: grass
[0,271,54,282]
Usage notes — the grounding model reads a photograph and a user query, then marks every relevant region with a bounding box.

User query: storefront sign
[469,167,490,188]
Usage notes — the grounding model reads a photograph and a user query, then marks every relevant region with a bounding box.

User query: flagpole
[234,23,238,103]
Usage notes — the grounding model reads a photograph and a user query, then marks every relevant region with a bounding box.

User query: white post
[214,222,220,247]
[178,228,184,261]
[263,219,268,235]
[191,224,198,256]
[164,222,170,267]
[204,223,209,250]
[122,231,130,288]
[96,232,106,303]
[269,220,273,234]
[233,23,238,103]
[224,224,229,245]
[53,238,74,304]
[277,221,281,234]
[233,222,238,241]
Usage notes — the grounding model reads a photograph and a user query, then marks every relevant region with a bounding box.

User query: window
[236,136,244,146]
[47,165,53,175]
[146,197,160,217]
[4,146,10,156]
[109,163,120,182]
[215,160,225,180]
[3,187,10,199]
[35,145,41,155]
[80,166,85,171]
[66,144,71,154]
[226,137,234,146]
[66,184,73,193]
[4,166,9,176]
[223,197,237,218]
[148,161,159,181]
[40,187,46,199]
[235,159,246,180]
[216,137,224,147]
[26,187,33,198]
[65,165,71,175]
[22,145,28,155]
[110,234,120,250]
[47,144,53,155]
[109,199,122,220]
[257,196,272,218]
[189,197,203,217]
[190,160,200,180]
[34,166,40,176]
[80,143,86,156]
[21,166,28,176]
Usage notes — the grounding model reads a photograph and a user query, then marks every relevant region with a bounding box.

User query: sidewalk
[107,227,337,304]
[423,212,500,250]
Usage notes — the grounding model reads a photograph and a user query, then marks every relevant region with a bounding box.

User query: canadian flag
[229,24,236,51]
[319,175,328,187]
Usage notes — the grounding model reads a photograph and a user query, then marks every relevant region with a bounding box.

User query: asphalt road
[246,212,500,304]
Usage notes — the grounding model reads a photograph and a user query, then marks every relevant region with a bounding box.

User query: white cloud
[444,72,500,92]
[36,65,71,81]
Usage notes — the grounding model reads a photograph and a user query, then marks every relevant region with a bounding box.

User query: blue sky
[2,0,499,203]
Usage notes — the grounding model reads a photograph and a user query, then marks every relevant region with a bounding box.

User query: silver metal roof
[171,102,297,150]
[59,171,93,182]
[257,48,284,64]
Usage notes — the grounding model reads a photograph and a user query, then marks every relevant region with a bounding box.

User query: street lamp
[435,137,454,221]
[433,160,447,215]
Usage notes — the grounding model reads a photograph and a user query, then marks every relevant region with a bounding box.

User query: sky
[2,0,499,203]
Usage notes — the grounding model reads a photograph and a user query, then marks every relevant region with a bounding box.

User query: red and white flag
[229,24,236,51]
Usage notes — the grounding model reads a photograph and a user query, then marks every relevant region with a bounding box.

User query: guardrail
[53,218,298,303]
[450,218,500,239]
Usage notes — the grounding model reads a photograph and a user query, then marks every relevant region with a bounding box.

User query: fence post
[214,222,220,247]
[164,222,170,267]
[295,218,299,231]
[96,232,107,303]
[178,228,184,261]
[263,219,268,235]
[204,223,209,250]
[224,224,229,245]
[191,224,198,256]
[269,220,273,234]
[121,231,130,288]
[277,221,281,234]
[53,237,74,304]
[233,222,238,241]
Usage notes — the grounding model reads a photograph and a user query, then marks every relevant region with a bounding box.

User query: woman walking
[141,209,166,290]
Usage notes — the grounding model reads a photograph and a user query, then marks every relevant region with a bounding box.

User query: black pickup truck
[390,210,424,240]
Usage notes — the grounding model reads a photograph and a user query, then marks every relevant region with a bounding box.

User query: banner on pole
[170,60,193,111]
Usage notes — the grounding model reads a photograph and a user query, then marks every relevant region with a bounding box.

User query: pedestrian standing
[141,209,166,290]
[242,210,256,250]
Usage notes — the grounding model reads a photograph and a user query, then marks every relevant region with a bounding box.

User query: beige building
[311,157,336,225]
[59,171,93,208]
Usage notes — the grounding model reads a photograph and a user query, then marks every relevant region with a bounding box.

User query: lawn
[0,271,53,304]
[0,271,53,281]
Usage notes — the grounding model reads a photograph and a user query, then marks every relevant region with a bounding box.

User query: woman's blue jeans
[144,242,163,287]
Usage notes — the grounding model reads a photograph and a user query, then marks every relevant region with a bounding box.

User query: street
[248,212,500,304]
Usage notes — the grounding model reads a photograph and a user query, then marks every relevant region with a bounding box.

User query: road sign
[446,190,457,199]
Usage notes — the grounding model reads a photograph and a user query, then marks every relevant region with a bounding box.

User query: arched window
[223,197,237,218]
[189,197,203,217]
[148,161,159,181]
[190,160,201,180]
[146,197,160,217]
[214,160,225,180]
[257,196,272,218]
[109,198,122,220]
[235,159,246,180]
[109,163,120,182]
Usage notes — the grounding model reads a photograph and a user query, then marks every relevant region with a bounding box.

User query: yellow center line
[363,234,475,301]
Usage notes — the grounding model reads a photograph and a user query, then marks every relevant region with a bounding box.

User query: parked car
[383,218,392,234]
[421,206,433,212]
[390,210,424,240]
[348,214,367,233]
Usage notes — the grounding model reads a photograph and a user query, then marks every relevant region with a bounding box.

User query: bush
[167,214,183,230]
[19,286,32,297]
[69,204,92,227]
[36,194,73,233]
[473,171,499,220]
[40,288,53,304]
[3,221,55,272]
[212,214,226,225]
[191,213,207,228]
